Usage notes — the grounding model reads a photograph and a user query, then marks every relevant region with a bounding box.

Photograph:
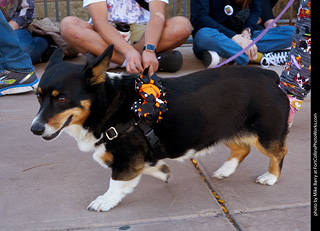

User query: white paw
[212,158,239,179]
[87,176,142,212]
[255,172,278,186]
[87,194,118,212]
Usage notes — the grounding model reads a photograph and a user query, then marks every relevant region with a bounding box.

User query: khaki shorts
[90,19,146,44]
[129,24,146,44]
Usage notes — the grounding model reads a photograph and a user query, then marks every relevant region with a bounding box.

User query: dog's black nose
[31,121,45,136]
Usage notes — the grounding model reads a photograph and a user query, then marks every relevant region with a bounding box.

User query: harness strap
[95,120,135,146]
[95,68,166,161]
[136,119,165,161]
[94,119,165,160]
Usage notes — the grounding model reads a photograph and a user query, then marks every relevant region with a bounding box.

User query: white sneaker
[260,50,289,68]
[202,51,225,69]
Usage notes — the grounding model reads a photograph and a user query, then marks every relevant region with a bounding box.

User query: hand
[241,28,251,39]
[142,50,159,75]
[124,48,144,73]
[264,19,277,28]
[232,34,257,61]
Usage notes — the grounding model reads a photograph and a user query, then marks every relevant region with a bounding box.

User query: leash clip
[105,127,118,140]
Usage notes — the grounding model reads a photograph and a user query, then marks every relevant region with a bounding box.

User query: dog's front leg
[87,174,141,212]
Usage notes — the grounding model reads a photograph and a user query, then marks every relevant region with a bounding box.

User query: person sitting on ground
[0,11,38,96]
[59,0,192,74]
[0,0,49,64]
[190,0,294,68]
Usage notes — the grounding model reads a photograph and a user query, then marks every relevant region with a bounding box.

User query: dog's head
[31,45,114,140]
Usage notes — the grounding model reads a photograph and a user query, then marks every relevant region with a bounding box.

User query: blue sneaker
[0,70,38,96]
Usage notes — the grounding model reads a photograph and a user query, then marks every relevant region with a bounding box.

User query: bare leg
[60,16,191,64]
[134,16,192,53]
[60,16,125,64]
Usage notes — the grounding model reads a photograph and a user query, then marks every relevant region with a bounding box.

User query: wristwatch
[143,44,156,53]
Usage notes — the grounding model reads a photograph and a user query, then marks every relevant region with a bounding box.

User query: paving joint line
[190,158,241,231]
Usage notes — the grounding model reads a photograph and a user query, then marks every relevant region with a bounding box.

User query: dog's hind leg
[88,174,142,212]
[143,160,172,183]
[213,140,251,179]
[251,138,288,186]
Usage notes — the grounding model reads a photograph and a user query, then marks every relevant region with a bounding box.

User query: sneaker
[260,50,289,68]
[0,70,38,96]
[202,51,226,69]
[157,50,183,72]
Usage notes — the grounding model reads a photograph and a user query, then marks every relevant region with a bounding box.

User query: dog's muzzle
[31,115,73,141]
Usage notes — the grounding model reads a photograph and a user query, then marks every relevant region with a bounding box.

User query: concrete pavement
[0,47,311,230]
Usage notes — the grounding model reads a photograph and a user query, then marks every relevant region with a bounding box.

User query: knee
[276,26,295,39]
[60,16,81,39]
[282,26,295,36]
[193,28,218,47]
[194,28,218,40]
[167,16,192,41]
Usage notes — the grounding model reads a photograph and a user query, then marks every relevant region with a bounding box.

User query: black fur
[32,45,289,183]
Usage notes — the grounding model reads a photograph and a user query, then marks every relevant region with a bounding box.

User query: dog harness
[96,68,168,162]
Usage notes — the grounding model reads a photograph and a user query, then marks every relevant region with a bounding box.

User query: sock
[255,52,263,63]
[250,52,263,64]
[109,62,120,69]
[121,59,126,68]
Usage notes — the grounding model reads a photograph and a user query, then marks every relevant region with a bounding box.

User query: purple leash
[213,0,295,68]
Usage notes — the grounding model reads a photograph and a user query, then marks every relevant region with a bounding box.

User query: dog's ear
[45,48,64,70]
[85,53,97,63]
[87,44,114,85]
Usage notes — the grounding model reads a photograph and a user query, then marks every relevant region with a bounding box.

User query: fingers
[142,51,159,75]
[125,49,144,73]
[144,61,158,75]
[245,43,258,61]
[126,62,141,74]
[124,48,160,74]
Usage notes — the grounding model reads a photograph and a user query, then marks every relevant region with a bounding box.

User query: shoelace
[260,51,288,68]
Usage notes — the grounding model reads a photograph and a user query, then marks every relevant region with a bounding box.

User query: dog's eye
[35,92,41,100]
[57,97,67,104]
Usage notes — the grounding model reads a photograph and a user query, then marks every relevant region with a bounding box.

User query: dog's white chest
[65,125,109,168]
[65,125,99,152]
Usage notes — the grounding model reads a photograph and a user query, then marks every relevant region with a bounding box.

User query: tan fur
[224,142,250,163]
[89,57,111,85]
[47,99,91,128]
[224,135,287,179]
[100,152,114,166]
[52,90,60,97]
[37,87,42,94]
[250,138,287,179]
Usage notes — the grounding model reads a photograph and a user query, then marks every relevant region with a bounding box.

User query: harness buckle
[105,127,118,140]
